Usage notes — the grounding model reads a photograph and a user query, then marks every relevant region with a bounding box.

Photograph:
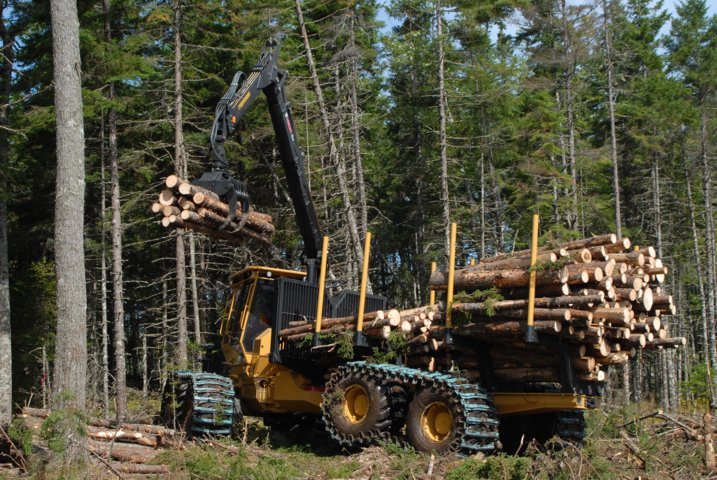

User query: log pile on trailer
[151,174,275,244]
[280,234,684,391]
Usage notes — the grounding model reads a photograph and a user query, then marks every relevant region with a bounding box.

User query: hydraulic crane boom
[192,39,323,277]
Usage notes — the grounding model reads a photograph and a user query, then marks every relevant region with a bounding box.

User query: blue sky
[377,0,717,35]
[666,0,717,14]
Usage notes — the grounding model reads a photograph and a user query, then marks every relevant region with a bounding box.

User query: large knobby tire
[405,387,460,453]
[323,372,392,445]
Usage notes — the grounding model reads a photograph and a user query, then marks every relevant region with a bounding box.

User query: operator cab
[219,265,386,381]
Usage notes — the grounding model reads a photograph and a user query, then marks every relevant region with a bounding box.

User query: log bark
[450,294,603,314]
[460,320,562,336]
[608,251,644,266]
[87,440,158,463]
[189,190,274,233]
[278,310,387,337]
[429,266,568,290]
[500,283,571,298]
[111,463,169,475]
[604,237,631,253]
[473,252,558,270]
[86,427,157,448]
[22,407,179,438]
[644,337,686,349]
[180,210,270,245]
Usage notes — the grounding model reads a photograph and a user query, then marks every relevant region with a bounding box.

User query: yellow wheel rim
[421,402,453,442]
[342,385,369,424]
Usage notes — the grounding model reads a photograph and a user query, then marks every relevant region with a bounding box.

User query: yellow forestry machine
[160,39,595,454]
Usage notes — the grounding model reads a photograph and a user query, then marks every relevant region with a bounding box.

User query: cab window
[242,281,275,352]
[228,282,249,342]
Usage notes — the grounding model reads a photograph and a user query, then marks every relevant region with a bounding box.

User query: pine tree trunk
[685,143,714,390]
[480,152,486,258]
[661,351,670,411]
[630,354,641,403]
[100,120,110,419]
[436,0,451,258]
[348,12,367,238]
[109,89,127,422]
[141,332,148,397]
[189,232,201,344]
[51,0,88,411]
[103,0,127,423]
[294,0,364,273]
[41,345,49,409]
[622,359,631,405]
[561,0,578,231]
[161,280,168,388]
[488,158,504,250]
[701,108,717,379]
[0,10,11,426]
[602,0,622,238]
[174,0,188,366]
[652,147,675,410]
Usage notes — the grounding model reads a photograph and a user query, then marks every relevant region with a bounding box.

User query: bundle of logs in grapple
[277,233,686,389]
[151,174,275,244]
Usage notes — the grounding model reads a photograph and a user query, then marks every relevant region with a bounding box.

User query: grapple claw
[191,170,251,231]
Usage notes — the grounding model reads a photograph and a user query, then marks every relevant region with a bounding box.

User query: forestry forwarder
[161,38,596,454]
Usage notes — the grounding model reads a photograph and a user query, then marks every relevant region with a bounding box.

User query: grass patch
[446,455,532,480]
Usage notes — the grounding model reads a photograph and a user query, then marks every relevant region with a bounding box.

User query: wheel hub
[422,402,452,442]
[342,384,369,424]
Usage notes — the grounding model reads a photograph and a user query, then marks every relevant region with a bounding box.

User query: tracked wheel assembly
[322,362,500,453]
[160,371,236,436]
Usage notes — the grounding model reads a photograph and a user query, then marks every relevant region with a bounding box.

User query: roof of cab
[229,265,306,282]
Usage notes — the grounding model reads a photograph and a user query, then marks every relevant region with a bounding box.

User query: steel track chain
[176,371,235,436]
[555,410,586,445]
[322,362,500,454]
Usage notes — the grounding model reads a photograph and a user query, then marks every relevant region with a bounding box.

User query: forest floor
[0,390,714,479]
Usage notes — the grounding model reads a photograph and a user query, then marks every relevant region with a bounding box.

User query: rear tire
[323,371,392,446]
[405,387,459,453]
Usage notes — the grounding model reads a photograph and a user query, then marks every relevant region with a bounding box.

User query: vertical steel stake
[445,223,457,345]
[313,236,330,347]
[429,261,437,307]
[526,214,540,343]
[354,232,372,346]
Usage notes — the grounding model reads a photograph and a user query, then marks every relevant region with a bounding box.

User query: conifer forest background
[2,0,717,421]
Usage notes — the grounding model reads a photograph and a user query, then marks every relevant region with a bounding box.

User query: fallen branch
[0,424,26,472]
[71,437,126,480]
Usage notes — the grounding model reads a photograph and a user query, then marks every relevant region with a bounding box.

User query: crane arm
[192,39,323,274]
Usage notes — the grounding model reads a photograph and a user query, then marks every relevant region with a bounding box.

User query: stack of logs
[152,174,275,244]
[278,234,685,388]
[425,233,685,386]
[20,407,174,475]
